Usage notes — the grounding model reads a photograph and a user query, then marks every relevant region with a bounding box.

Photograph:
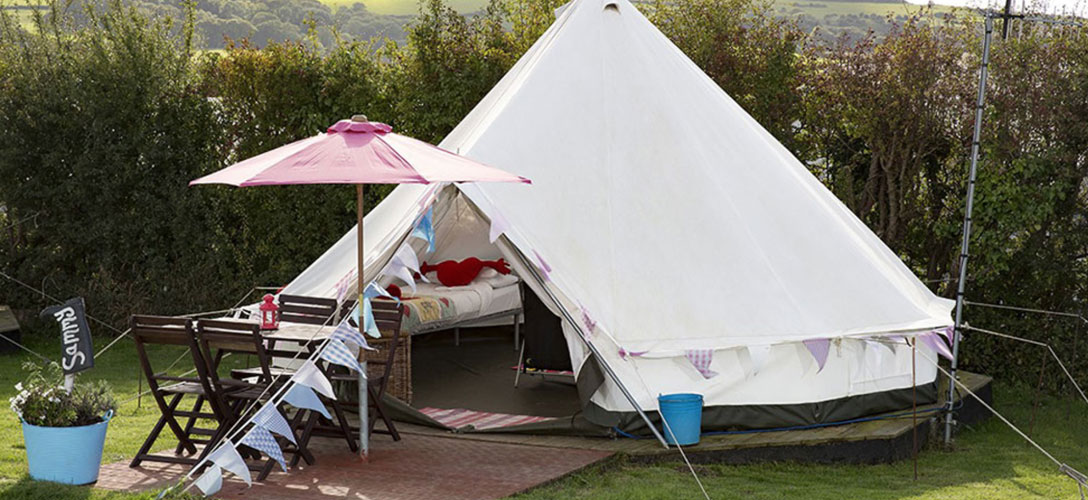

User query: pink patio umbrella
[190,115,529,456]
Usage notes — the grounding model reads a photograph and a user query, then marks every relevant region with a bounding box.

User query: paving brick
[96,434,612,500]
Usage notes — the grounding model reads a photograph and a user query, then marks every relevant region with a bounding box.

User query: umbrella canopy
[190,119,531,187]
[189,116,528,460]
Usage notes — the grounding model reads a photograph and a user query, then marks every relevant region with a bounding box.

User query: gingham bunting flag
[684,349,718,379]
[207,439,251,486]
[241,425,287,472]
[320,338,364,374]
[532,250,552,281]
[283,384,331,419]
[291,360,335,399]
[193,464,223,497]
[331,319,374,352]
[252,403,296,446]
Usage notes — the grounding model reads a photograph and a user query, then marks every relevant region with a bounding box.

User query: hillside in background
[3,0,943,49]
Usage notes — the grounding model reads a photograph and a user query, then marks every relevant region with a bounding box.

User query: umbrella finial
[351,114,369,123]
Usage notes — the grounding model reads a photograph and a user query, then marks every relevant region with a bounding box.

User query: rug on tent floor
[420,407,556,430]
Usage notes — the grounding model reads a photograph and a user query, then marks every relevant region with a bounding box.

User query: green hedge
[2,0,1087,389]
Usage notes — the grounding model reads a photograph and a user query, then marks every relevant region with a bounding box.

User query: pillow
[481,273,518,289]
[478,267,500,279]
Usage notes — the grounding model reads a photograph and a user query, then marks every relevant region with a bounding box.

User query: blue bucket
[658,393,703,446]
[22,411,112,485]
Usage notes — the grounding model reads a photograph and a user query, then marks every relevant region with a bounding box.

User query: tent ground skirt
[390,370,992,465]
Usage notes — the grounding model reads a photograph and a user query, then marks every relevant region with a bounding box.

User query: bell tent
[278,0,954,435]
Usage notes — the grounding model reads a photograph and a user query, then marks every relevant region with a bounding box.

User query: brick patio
[96,433,613,500]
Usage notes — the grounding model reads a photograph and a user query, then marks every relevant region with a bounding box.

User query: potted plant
[10,361,116,485]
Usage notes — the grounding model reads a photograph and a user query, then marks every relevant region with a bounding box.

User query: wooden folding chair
[278,294,354,326]
[130,315,227,468]
[195,319,313,481]
[330,298,405,441]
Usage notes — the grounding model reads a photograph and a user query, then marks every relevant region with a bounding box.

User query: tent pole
[357,184,369,459]
[946,13,993,446]
[504,241,670,448]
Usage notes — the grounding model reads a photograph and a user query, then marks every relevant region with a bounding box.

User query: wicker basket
[363,334,412,404]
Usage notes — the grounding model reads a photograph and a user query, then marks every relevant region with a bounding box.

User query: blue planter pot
[22,411,112,485]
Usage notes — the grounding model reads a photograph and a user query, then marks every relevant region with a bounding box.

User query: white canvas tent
[281,0,954,432]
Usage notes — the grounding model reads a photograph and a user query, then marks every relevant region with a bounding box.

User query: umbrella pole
[357,184,369,460]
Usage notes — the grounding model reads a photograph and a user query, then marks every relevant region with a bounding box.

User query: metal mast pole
[946,13,994,445]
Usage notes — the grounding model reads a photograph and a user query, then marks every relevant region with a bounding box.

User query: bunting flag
[394,243,421,275]
[920,331,954,360]
[802,338,831,373]
[578,303,596,340]
[747,345,772,376]
[410,207,436,253]
[532,250,552,281]
[351,298,381,338]
[252,403,296,446]
[320,338,364,374]
[331,319,374,351]
[193,464,223,497]
[364,282,397,302]
[241,425,287,472]
[283,384,331,419]
[292,360,335,399]
[684,349,718,379]
[334,268,358,304]
[385,259,417,292]
[207,439,251,486]
[488,211,510,243]
[937,325,957,344]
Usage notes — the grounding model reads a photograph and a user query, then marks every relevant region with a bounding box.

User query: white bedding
[404,276,521,331]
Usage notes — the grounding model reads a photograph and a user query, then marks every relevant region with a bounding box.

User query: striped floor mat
[420,407,555,430]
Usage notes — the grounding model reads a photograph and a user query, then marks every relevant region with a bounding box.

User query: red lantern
[259,294,279,330]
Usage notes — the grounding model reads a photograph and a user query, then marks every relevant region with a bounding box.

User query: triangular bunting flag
[331,319,374,351]
[802,338,830,373]
[920,331,954,360]
[683,349,718,379]
[193,464,222,497]
[207,439,251,486]
[410,207,436,253]
[252,403,296,446]
[320,338,364,374]
[385,260,417,292]
[292,360,335,399]
[241,425,287,472]
[334,268,358,304]
[532,250,551,281]
[364,282,397,302]
[283,384,331,419]
[488,211,510,243]
[394,243,421,274]
[747,344,772,376]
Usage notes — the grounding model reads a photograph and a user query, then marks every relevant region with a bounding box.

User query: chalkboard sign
[40,298,94,375]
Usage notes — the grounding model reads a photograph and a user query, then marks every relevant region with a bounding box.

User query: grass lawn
[0,333,1084,499]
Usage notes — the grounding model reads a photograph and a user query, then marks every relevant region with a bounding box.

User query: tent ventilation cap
[603,1,619,12]
[351,114,369,122]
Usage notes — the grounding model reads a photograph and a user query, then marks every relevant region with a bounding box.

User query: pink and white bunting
[684,349,719,379]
